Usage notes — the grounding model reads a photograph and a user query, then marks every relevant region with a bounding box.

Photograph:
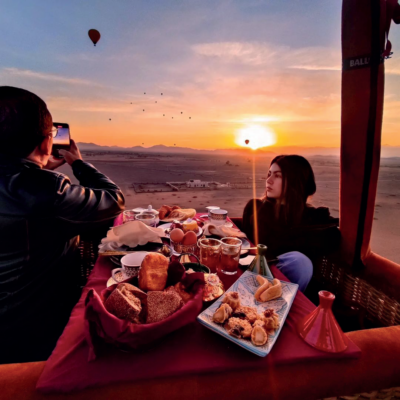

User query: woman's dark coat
[242,199,341,260]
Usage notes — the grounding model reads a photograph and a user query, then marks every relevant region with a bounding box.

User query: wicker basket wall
[320,386,400,399]
[78,238,99,288]
[314,255,400,327]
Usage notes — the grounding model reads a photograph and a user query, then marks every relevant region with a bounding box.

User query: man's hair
[0,86,52,158]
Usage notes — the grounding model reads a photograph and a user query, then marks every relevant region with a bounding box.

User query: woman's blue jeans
[276,251,313,292]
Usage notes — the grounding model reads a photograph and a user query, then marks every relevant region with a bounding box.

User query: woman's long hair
[264,155,316,226]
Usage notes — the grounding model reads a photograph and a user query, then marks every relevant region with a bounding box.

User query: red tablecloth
[36,215,361,393]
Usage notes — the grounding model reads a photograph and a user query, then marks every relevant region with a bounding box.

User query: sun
[235,125,276,150]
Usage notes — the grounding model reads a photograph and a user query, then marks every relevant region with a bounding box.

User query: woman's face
[266,163,283,199]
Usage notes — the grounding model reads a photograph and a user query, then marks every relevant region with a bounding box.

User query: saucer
[107,270,125,287]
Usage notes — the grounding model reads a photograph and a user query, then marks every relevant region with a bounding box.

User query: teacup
[111,252,148,281]
[206,206,220,219]
[209,209,228,226]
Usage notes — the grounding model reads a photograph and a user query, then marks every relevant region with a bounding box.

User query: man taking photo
[0,86,125,363]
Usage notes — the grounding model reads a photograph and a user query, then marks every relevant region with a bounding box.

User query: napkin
[99,220,166,250]
[202,221,247,238]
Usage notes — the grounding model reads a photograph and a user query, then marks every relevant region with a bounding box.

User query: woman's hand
[58,140,83,165]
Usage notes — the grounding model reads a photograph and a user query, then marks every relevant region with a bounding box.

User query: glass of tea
[123,210,136,223]
[198,238,222,273]
[220,237,242,275]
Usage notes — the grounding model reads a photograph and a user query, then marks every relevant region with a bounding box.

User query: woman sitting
[242,155,340,292]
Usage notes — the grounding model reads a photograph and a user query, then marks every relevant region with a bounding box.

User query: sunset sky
[2,1,400,150]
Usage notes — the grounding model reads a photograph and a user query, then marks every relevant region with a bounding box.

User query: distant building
[186,179,210,188]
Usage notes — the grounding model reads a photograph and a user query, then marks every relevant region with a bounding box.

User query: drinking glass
[135,213,156,227]
[123,210,136,223]
[220,237,242,275]
[198,238,222,273]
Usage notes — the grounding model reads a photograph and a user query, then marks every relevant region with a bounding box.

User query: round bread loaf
[138,253,169,291]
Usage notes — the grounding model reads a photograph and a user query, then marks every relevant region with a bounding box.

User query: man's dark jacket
[0,154,125,330]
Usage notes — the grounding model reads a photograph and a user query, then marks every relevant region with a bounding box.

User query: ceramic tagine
[248,244,274,279]
[297,290,348,353]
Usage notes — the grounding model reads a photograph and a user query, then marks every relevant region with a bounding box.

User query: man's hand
[44,155,66,170]
[58,140,83,166]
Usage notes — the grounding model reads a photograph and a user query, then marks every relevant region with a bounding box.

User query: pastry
[259,279,282,302]
[256,275,267,286]
[158,205,172,220]
[225,317,252,338]
[251,325,268,346]
[104,283,146,323]
[146,290,183,323]
[262,309,280,331]
[138,253,169,291]
[169,209,186,219]
[212,303,233,323]
[253,319,267,330]
[232,306,258,324]
[222,291,241,310]
[254,278,271,301]
[182,219,199,233]
[174,281,194,303]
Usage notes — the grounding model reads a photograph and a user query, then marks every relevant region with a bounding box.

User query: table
[36,215,361,394]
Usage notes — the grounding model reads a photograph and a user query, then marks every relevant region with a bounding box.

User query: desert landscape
[58,150,400,264]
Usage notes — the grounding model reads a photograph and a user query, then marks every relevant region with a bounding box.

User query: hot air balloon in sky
[88,29,101,46]
[245,139,249,145]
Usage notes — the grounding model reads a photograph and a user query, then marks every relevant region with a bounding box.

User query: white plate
[162,223,203,238]
[197,270,298,357]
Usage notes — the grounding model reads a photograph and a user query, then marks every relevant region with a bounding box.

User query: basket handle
[178,252,201,265]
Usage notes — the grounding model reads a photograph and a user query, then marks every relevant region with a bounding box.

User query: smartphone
[52,122,70,157]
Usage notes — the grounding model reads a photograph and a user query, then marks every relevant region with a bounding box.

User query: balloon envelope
[88,29,101,46]
[245,140,249,145]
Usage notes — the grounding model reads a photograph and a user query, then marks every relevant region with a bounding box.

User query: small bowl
[183,262,210,274]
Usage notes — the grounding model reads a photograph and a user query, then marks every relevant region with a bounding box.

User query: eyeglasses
[50,127,58,138]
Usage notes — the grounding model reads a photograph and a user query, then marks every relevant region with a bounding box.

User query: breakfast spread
[97,205,295,356]
[212,290,280,346]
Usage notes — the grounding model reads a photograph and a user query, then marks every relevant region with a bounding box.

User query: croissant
[259,279,282,302]
[158,205,172,220]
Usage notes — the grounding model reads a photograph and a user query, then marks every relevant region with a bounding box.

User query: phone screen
[53,123,70,148]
